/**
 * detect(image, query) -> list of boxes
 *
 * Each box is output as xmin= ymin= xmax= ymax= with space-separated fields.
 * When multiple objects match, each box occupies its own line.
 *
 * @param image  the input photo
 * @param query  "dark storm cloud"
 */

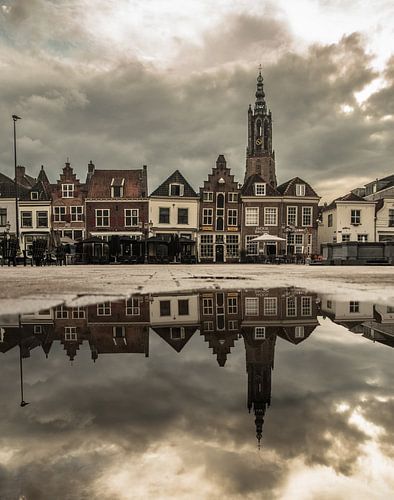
xmin=0 ymin=6 xmax=392 ymax=200
xmin=1 ymin=322 xmax=394 ymax=498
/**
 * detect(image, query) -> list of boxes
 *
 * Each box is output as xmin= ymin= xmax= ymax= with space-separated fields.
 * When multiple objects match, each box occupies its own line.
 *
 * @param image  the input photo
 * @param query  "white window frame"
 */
xmin=358 ymin=234 xmax=368 ymax=242
xmin=351 ymin=209 xmax=361 ymax=225
xmin=95 ymin=209 xmax=110 ymax=228
xmin=169 ymin=183 xmax=184 ymax=197
xmin=202 ymin=297 xmax=214 ymax=315
xmin=302 ymin=207 xmax=313 ymax=227
xmin=254 ymin=183 xmax=266 ymax=196
xmin=204 ymin=320 xmax=214 ymax=331
xmin=264 ymin=297 xmax=277 ymax=316
xmin=72 ymin=307 xmax=85 ymax=319
xmin=245 ymin=207 xmax=259 ymax=226
xmin=228 ymin=320 xmax=238 ymax=330
xmin=200 ymin=235 xmax=214 ymax=258
xmin=296 ymin=184 xmax=306 ymax=196
xmin=70 ymin=206 xmax=83 ymax=222
xmin=228 ymin=192 xmax=238 ymax=203
xmin=227 ymin=209 xmax=238 ymax=226
xmin=126 ymin=297 xmax=141 ymax=316
xmin=286 ymin=296 xmax=296 ymax=317
xmin=111 ymin=178 xmax=125 ymax=198
xmin=97 ymin=302 xmax=111 ymax=316
xmin=203 ymin=191 xmax=213 ymax=202
xmin=245 ymin=235 xmax=258 ymax=255
xmin=54 ymin=206 xmax=67 ymax=222
xmin=349 ymin=301 xmax=360 ymax=313
xmin=264 ymin=207 xmax=277 ymax=226
xmin=124 ymin=208 xmax=139 ymax=227
xmin=227 ymin=296 xmax=238 ymax=315
xmin=245 ymin=297 xmax=259 ymax=316
xmin=226 ymin=234 xmax=239 ymax=258
xmin=30 ymin=191 xmax=39 ymax=200
xmin=62 ymin=184 xmax=74 ymax=198
xmin=254 ymin=327 xmax=266 ymax=340
xmin=202 ymin=208 xmax=213 ymax=226
xmin=301 ymin=296 xmax=312 ymax=316
xmin=64 ymin=326 xmax=77 ymax=341
xmin=287 ymin=206 xmax=297 ymax=226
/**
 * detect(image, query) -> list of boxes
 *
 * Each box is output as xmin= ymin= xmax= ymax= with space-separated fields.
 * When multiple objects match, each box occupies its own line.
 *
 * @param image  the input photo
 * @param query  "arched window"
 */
xmin=216 ymin=217 xmax=224 ymax=231
xmin=264 ymin=122 xmax=269 ymax=150
xmin=256 ymin=120 xmax=262 ymax=137
xmin=217 ymin=193 xmax=224 ymax=208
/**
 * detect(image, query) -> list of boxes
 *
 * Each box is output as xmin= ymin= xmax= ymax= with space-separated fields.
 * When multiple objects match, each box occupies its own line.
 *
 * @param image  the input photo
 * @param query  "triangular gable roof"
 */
xmin=19 ymin=178 xmax=52 ymax=201
xmin=150 ymin=170 xmax=198 ymax=197
xmin=241 ymin=174 xmax=281 ymax=196
xmin=277 ymin=177 xmax=319 ymax=197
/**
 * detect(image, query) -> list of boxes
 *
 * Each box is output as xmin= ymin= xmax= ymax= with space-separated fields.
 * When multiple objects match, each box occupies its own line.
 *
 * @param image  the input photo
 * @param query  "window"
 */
xmin=358 ymin=234 xmax=368 ymax=242
xmin=302 ymin=207 xmax=312 ymax=226
xmin=246 ymin=235 xmax=258 ymax=255
xmin=255 ymin=327 xmax=266 ymax=340
xmin=62 ymin=184 xmax=74 ymax=198
xmin=295 ymin=326 xmax=305 ymax=338
xmin=159 ymin=207 xmax=170 ymax=224
xmin=0 ymin=208 xmax=7 ymax=226
xmin=287 ymin=234 xmax=304 ymax=254
xmin=254 ymin=183 xmax=266 ymax=196
xmin=113 ymin=326 xmax=126 ymax=339
xmin=245 ymin=207 xmax=259 ymax=226
xmin=326 ymin=300 xmax=332 ymax=309
xmin=328 ymin=214 xmax=333 ymax=227
xmin=287 ymin=206 xmax=297 ymax=226
xmin=203 ymin=208 xmax=213 ymax=225
xmin=126 ymin=297 xmax=140 ymax=315
xmin=64 ymin=326 xmax=77 ymax=341
xmin=95 ymin=209 xmax=110 ymax=227
xmin=227 ymin=209 xmax=238 ymax=226
xmin=202 ymin=297 xmax=214 ymax=315
xmin=56 ymin=306 xmax=68 ymax=319
xmin=226 ymin=234 xmax=239 ymax=258
xmin=228 ymin=192 xmax=238 ymax=202
xmin=71 ymin=206 xmax=83 ymax=222
xmin=229 ymin=320 xmax=238 ymax=330
xmin=177 ymin=208 xmax=189 ymax=225
xmin=178 ymin=299 xmax=189 ymax=316
xmin=228 ymin=296 xmax=238 ymax=314
xmin=264 ymin=297 xmax=277 ymax=315
xmin=111 ymin=178 xmax=124 ymax=198
xmin=389 ymin=209 xmax=394 ymax=227
xmin=349 ymin=301 xmax=359 ymax=313
xmin=203 ymin=191 xmax=213 ymax=202
xmin=170 ymin=327 xmax=185 ymax=340
xmin=286 ymin=296 xmax=296 ymax=316
xmin=54 ymin=206 xmax=66 ymax=222
xmin=30 ymin=191 xmax=39 ymax=200
xmin=200 ymin=234 xmax=214 ymax=258
xmin=72 ymin=307 xmax=85 ymax=319
xmin=301 ymin=296 xmax=312 ymax=316
xmin=351 ymin=209 xmax=361 ymax=225
xmin=97 ymin=302 xmax=111 ymax=316
xmin=125 ymin=209 xmax=139 ymax=227
xmin=245 ymin=297 xmax=259 ymax=316
xmin=296 ymin=184 xmax=306 ymax=196
xmin=74 ymin=230 xmax=83 ymax=240
xmin=160 ymin=300 xmax=171 ymax=316
xmin=204 ymin=321 xmax=214 ymax=331
xmin=169 ymin=184 xmax=184 ymax=196
xmin=37 ymin=212 xmax=48 ymax=228
xmin=264 ymin=207 xmax=277 ymax=226
xmin=387 ymin=306 xmax=394 ymax=314
xmin=342 ymin=234 xmax=350 ymax=242
xmin=33 ymin=325 xmax=42 ymax=334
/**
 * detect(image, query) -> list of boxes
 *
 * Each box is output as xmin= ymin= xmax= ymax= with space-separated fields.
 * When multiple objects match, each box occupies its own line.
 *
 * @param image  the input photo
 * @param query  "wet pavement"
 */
xmin=1 ymin=285 xmax=394 ymax=499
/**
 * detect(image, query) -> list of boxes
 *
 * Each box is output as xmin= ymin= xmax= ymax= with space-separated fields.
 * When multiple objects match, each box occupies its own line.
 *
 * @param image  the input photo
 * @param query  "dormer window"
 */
xmin=296 ymin=184 xmax=306 ymax=196
xmin=169 ymin=183 xmax=184 ymax=196
xmin=62 ymin=184 xmax=74 ymax=198
xmin=254 ymin=183 xmax=266 ymax=196
xmin=111 ymin=178 xmax=125 ymax=198
xmin=30 ymin=191 xmax=39 ymax=200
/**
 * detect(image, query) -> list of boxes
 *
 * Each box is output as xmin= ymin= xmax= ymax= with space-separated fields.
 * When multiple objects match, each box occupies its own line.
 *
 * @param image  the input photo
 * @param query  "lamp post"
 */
xmin=12 ymin=115 xmax=21 ymax=245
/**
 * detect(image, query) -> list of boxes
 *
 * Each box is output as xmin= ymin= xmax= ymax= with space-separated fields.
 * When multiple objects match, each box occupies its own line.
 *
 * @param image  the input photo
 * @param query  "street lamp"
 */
xmin=12 ymin=115 xmax=21 ymax=245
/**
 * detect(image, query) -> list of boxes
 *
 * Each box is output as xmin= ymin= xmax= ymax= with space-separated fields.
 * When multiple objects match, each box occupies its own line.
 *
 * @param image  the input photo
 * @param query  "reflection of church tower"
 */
xmin=244 ymin=331 xmax=276 ymax=447
xmin=245 ymin=68 xmax=277 ymax=186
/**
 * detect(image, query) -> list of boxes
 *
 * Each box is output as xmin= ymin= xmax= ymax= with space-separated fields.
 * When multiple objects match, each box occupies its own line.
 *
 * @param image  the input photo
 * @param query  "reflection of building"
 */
xmin=1 ymin=287 xmax=321 ymax=445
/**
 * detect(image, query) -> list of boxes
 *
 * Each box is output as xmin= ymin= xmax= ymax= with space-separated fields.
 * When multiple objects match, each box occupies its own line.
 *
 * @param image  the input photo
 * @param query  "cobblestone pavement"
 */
xmin=0 ymin=264 xmax=393 ymax=316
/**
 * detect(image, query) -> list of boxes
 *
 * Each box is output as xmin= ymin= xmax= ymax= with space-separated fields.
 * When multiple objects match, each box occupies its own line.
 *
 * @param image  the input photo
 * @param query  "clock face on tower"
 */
xmin=256 ymin=137 xmax=263 ymax=146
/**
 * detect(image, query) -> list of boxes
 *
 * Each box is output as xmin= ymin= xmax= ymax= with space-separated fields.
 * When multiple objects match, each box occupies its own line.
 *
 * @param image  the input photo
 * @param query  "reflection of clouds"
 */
xmin=1 ymin=320 xmax=394 ymax=497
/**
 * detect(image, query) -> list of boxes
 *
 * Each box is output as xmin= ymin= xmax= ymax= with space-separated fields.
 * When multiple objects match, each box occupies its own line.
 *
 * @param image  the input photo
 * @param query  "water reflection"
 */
xmin=2 ymin=289 xmax=394 ymax=498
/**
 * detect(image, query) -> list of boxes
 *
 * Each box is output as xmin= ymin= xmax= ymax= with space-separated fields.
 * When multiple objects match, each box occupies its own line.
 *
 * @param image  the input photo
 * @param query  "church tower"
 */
xmin=245 ymin=68 xmax=277 ymax=187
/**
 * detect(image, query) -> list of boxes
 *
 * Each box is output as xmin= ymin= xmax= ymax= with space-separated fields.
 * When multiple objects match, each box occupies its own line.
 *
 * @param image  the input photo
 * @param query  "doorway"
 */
xmin=215 ymin=244 xmax=224 ymax=263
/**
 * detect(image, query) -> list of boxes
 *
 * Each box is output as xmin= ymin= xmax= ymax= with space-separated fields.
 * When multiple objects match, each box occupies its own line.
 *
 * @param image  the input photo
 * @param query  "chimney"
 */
xmin=88 ymin=160 xmax=95 ymax=173
xmin=15 ymin=165 xmax=25 ymax=183
xmin=142 ymin=164 xmax=148 ymax=198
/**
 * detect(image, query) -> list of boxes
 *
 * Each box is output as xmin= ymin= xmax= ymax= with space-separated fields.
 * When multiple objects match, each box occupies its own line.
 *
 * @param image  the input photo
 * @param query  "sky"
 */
xmin=1 ymin=311 xmax=394 ymax=499
xmin=0 ymin=0 xmax=393 ymax=201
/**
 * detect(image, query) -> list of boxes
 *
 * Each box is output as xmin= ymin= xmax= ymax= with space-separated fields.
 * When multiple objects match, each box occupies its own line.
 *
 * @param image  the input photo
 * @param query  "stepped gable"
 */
xmin=241 ymin=174 xmax=281 ymax=196
xmin=150 ymin=169 xmax=198 ymax=197
xmin=87 ymin=168 xmax=148 ymax=198
xmin=277 ymin=177 xmax=318 ymax=197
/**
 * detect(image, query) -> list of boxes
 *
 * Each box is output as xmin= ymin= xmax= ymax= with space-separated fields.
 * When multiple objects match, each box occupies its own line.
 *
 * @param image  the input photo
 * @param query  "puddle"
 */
xmin=1 ymin=286 xmax=394 ymax=498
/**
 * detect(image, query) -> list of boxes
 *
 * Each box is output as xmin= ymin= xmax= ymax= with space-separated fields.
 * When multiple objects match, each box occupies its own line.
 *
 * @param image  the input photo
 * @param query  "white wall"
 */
xmin=149 ymin=198 xmax=199 ymax=234
xmin=150 ymin=294 xmax=199 ymax=325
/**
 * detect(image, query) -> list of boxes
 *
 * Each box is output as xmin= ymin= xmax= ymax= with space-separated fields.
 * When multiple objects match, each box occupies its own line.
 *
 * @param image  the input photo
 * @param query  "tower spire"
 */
xmin=255 ymin=65 xmax=266 ymax=113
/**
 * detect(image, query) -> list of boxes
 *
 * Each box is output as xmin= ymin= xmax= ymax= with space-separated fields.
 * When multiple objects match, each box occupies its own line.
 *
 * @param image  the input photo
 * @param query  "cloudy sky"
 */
xmin=1 ymin=306 xmax=394 ymax=499
xmin=0 ymin=0 xmax=393 ymax=200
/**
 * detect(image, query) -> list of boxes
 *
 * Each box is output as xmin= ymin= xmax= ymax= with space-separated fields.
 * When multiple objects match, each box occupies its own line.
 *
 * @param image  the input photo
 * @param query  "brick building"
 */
xmin=51 ymin=161 xmax=87 ymax=242
xmin=198 ymin=155 xmax=241 ymax=263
